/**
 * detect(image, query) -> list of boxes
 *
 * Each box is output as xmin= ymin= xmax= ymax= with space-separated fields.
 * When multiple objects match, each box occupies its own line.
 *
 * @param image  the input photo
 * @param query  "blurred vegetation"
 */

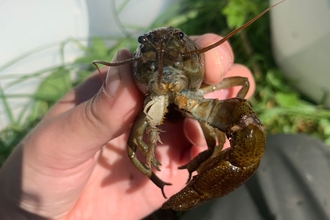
xmin=1 ymin=0 xmax=330 ymax=174
xmin=165 ymin=0 xmax=330 ymax=146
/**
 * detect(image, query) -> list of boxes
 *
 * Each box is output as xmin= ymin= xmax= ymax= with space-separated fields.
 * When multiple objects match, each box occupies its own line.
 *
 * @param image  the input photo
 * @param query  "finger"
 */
xmin=204 ymin=64 xmax=255 ymax=100
xmin=44 ymin=67 xmax=106 ymax=119
xmin=192 ymin=34 xmax=234 ymax=84
xmin=30 ymin=49 xmax=143 ymax=168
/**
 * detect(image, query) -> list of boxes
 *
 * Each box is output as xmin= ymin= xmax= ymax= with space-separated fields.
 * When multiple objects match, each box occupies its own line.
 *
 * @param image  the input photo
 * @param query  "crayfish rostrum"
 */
xmin=93 ymin=1 xmax=284 ymax=211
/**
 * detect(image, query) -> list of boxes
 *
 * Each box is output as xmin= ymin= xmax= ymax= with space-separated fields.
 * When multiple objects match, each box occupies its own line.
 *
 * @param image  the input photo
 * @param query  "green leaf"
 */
xmin=27 ymin=68 xmax=72 ymax=122
xmin=34 ymin=68 xmax=71 ymax=102
xmin=222 ymin=0 xmax=258 ymax=29
xmin=91 ymin=37 xmax=108 ymax=57
xmin=0 ymin=85 xmax=14 ymax=125
xmin=275 ymin=92 xmax=299 ymax=107
xmin=320 ymin=118 xmax=330 ymax=136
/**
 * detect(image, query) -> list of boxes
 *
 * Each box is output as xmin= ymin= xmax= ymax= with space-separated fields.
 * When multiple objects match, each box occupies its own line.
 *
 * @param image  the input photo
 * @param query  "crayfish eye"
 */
xmin=138 ymin=36 xmax=147 ymax=44
xmin=178 ymin=32 xmax=184 ymax=39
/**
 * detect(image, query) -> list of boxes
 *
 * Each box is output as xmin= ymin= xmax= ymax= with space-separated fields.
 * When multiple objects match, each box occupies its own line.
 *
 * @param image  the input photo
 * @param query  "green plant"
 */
xmin=0 ymin=36 xmax=137 ymax=166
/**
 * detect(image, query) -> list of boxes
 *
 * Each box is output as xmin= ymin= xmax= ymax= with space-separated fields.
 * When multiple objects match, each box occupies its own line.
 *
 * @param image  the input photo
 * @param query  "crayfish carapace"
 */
xmin=93 ymin=0 xmax=284 ymax=211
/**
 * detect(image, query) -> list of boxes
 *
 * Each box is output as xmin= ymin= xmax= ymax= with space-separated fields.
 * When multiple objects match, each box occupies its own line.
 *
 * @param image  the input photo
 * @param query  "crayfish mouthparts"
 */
xmin=92 ymin=0 xmax=285 ymax=211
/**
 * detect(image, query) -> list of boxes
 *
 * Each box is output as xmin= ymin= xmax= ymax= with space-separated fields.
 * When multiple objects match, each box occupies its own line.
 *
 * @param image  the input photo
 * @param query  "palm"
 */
xmin=65 ymin=121 xmax=192 ymax=219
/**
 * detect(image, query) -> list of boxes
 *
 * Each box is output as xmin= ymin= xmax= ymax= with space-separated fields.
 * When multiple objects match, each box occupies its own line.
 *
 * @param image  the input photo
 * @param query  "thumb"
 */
xmin=31 ymin=49 xmax=143 ymax=167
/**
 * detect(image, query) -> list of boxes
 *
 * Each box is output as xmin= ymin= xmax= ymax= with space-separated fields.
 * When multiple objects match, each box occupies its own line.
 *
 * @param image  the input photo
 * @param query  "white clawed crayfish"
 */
xmin=93 ymin=1 xmax=284 ymax=211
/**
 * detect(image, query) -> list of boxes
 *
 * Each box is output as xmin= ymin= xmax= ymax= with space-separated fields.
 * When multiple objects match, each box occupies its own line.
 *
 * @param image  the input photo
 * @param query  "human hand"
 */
xmin=0 ymin=34 xmax=254 ymax=220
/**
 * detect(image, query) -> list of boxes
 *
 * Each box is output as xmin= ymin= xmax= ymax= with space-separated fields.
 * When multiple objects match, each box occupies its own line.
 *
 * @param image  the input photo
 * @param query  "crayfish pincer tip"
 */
xmin=160 ymin=182 xmax=172 ymax=199
xmin=161 ymin=188 xmax=168 ymax=199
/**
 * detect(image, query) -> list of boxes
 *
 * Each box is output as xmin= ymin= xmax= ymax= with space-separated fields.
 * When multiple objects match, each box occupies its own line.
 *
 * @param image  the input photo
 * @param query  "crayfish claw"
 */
xmin=178 ymin=148 xmax=215 ymax=184
xmin=150 ymin=172 xmax=172 ymax=199
xmin=186 ymin=173 xmax=192 ymax=184
xmin=177 ymin=164 xmax=187 ymax=169
xmin=161 ymin=185 xmax=169 ymax=199
xmin=178 ymin=164 xmax=193 ymax=184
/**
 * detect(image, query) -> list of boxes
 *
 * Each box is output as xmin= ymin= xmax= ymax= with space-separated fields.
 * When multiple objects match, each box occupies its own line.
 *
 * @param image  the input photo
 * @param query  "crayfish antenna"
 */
xmin=183 ymin=0 xmax=286 ymax=56
xmin=92 ymin=56 xmax=142 ymax=86
xmin=92 ymin=61 xmax=105 ymax=85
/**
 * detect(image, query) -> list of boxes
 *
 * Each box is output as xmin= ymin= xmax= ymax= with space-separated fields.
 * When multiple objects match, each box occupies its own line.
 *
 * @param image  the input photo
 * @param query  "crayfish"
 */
xmin=93 ymin=1 xmax=284 ymax=211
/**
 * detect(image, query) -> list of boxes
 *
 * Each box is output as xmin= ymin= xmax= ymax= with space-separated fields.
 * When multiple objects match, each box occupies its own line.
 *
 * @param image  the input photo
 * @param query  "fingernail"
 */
xmin=105 ymin=51 xmax=122 ymax=97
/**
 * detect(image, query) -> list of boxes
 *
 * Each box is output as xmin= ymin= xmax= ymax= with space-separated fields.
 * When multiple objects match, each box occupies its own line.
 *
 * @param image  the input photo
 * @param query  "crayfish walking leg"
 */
xmin=127 ymin=110 xmax=172 ymax=198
